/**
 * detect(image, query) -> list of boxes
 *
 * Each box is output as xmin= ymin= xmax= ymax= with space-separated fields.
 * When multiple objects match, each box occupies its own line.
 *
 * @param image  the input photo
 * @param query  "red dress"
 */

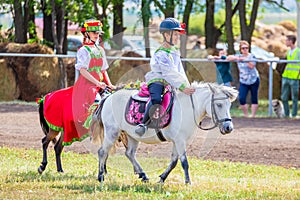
xmin=43 ymin=45 xmax=106 ymax=146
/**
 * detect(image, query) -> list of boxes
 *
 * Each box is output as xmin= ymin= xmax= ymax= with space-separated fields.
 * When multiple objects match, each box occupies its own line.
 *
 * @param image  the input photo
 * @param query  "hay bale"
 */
xmin=278 ymin=21 xmax=297 ymax=32
xmin=120 ymin=51 xmax=149 ymax=68
xmin=64 ymin=58 xmax=76 ymax=86
xmin=267 ymin=41 xmax=288 ymax=58
xmin=5 ymin=43 xmax=60 ymax=101
xmin=0 ymin=42 xmax=8 ymax=52
xmin=252 ymin=38 xmax=268 ymax=51
xmin=28 ymin=56 xmax=60 ymax=95
xmin=108 ymin=51 xmax=150 ymax=84
xmin=256 ymin=63 xmax=281 ymax=99
xmin=0 ymin=59 xmax=20 ymax=100
xmin=184 ymin=49 xmax=207 ymax=82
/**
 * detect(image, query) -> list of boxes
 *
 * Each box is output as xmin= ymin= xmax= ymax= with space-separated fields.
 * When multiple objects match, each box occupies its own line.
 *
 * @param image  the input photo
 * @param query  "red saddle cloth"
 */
xmin=43 ymin=74 xmax=100 ymax=146
xmin=125 ymin=85 xmax=174 ymax=129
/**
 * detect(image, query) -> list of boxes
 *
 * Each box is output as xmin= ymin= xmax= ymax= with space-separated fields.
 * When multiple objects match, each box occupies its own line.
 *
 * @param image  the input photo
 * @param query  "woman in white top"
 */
xmin=227 ymin=40 xmax=260 ymax=118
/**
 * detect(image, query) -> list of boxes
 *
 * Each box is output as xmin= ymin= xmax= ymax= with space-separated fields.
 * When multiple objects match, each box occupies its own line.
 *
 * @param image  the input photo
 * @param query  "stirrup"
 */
xmin=135 ymin=124 xmax=147 ymax=136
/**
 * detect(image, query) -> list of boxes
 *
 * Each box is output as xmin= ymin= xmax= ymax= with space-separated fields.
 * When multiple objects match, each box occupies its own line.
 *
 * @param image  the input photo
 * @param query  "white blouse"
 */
xmin=75 ymin=45 xmax=109 ymax=71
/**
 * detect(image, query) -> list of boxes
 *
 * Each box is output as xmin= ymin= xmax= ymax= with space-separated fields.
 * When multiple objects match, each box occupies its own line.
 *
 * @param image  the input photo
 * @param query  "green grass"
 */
xmin=0 ymin=147 xmax=299 ymax=199
xmin=230 ymin=99 xmax=300 ymax=118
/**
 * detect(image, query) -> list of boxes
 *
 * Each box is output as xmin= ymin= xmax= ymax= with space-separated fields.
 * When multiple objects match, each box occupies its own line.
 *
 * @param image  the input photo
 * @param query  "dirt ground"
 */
xmin=0 ymin=103 xmax=299 ymax=169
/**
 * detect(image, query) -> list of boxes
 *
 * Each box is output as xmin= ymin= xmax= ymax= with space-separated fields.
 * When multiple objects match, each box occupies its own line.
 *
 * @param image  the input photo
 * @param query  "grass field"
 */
xmin=0 ymin=147 xmax=300 ymax=199
xmin=1 ymin=100 xmax=300 ymax=199
xmin=0 ymin=147 xmax=299 ymax=199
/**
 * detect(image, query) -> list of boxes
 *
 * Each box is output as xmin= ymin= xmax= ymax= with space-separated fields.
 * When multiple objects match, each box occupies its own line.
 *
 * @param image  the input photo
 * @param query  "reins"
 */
xmin=190 ymin=91 xmax=231 ymax=130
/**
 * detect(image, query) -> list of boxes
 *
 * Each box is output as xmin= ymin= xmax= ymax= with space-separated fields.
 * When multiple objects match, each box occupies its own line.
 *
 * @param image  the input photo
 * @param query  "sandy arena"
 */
xmin=0 ymin=103 xmax=299 ymax=169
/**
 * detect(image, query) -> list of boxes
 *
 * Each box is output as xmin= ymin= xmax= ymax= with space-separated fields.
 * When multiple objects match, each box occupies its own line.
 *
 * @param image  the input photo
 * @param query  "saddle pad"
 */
xmin=125 ymin=92 xmax=173 ymax=129
xmin=131 ymin=93 xmax=149 ymax=102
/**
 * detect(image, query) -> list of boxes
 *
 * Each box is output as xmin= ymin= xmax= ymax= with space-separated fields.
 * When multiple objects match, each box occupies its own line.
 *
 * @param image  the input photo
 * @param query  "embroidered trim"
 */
xmin=62 ymin=133 xmax=90 ymax=146
xmin=147 ymin=78 xmax=168 ymax=86
xmin=155 ymin=46 xmax=179 ymax=54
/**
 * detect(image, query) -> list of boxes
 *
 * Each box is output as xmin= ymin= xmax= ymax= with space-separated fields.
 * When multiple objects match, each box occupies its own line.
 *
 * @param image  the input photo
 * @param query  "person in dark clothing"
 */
xmin=208 ymin=49 xmax=233 ymax=86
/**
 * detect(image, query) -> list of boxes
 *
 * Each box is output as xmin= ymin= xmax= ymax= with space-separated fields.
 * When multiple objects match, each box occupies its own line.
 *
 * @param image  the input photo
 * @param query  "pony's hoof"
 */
xmin=157 ymin=178 xmax=164 ymax=184
xmin=38 ymin=166 xmax=44 ymax=174
xmin=141 ymin=177 xmax=149 ymax=182
xmin=138 ymin=172 xmax=149 ymax=182
xmin=98 ymin=175 xmax=105 ymax=182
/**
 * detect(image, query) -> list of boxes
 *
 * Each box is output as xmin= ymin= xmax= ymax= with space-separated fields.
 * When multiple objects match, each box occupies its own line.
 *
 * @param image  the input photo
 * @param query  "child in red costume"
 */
xmin=43 ymin=19 xmax=114 ymax=146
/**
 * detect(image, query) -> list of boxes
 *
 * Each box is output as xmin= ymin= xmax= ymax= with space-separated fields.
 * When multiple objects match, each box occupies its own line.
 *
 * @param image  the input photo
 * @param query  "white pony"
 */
xmin=91 ymin=82 xmax=238 ymax=184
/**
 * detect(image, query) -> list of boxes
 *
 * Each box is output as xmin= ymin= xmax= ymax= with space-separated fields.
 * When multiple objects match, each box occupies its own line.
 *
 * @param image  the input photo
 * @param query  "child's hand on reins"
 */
xmin=182 ymin=87 xmax=195 ymax=95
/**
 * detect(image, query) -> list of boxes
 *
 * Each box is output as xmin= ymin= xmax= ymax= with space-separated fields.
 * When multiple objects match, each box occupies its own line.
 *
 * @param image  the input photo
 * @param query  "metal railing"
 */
xmin=0 ymin=52 xmax=299 ymax=117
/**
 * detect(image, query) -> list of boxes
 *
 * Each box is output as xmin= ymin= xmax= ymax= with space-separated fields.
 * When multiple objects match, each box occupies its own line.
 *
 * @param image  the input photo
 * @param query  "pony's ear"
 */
xmin=223 ymin=87 xmax=239 ymax=102
xmin=207 ymin=83 xmax=216 ymax=94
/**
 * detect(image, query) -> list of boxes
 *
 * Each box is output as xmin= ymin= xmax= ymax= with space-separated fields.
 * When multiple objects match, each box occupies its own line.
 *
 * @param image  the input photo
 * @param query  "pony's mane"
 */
xmin=191 ymin=81 xmax=238 ymax=102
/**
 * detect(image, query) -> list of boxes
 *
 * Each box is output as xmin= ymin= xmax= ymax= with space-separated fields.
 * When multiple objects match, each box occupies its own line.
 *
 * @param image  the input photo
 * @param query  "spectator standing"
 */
xmin=208 ymin=49 xmax=233 ymax=86
xmin=281 ymin=35 xmax=300 ymax=118
xmin=227 ymin=40 xmax=260 ymax=117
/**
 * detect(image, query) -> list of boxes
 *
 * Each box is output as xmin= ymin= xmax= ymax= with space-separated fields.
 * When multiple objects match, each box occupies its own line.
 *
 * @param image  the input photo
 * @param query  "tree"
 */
xmin=13 ymin=0 xmax=35 ymax=43
xmin=142 ymin=0 xmax=151 ymax=57
xmin=153 ymin=0 xmax=176 ymax=18
xmin=93 ymin=0 xmax=111 ymax=40
xmin=238 ymin=0 xmax=259 ymax=45
xmin=205 ymin=0 xmax=219 ymax=49
xmin=112 ymin=0 xmax=125 ymax=50
xmin=51 ymin=0 xmax=67 ymax=88
xmin=180 ymin=0 xmax=194 ymax=58
xmin=41 ymin=0 xmax=54 ymax=48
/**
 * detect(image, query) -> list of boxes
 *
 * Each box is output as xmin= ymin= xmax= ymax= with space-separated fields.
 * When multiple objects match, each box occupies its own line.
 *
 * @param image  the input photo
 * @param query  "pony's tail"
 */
xmin=37 ymin=99 xmax=49 ymax=135
xmin=90 ymin=115 xmax=104 ymax=146
xmin=90 ymin=110 xmax=120 ymax=154
xmin=37 ymin=98 xmax=57 ymax=144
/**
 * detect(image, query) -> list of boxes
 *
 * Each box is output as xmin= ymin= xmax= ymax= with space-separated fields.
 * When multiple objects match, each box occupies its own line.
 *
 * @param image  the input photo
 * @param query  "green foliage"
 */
xmin=189 ymin=9 xmax=241 ymax=42
xmin=0 ymin=146 xmax=299 ymax=199
xmin=188 ymin=14 xmax=205 ymax=36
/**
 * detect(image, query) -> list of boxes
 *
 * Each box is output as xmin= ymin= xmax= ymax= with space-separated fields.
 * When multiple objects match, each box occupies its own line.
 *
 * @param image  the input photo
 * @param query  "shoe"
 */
xmin=135 ymin=124 xmax=147 ymax=135
xmin=291 ymin=115 xmax=300 ymax=119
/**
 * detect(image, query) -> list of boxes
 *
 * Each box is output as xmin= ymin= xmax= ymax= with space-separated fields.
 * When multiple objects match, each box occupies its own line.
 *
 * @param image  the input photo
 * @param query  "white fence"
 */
xmin=0 ymin=52 xmax=299 ymax=116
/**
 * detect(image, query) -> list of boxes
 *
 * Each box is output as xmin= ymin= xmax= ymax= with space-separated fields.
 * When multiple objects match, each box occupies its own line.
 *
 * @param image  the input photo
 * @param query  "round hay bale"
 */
xmin=5 ymin=43 xmax=60 ymax=101
xmin=0 ymin=42 xmax=8 ymax=52
xmin=108 ymin=56 xmax=150 ymax=84
xmin=185 ymin=61 xmax=204 ymax=82
xmin=278 ymin=21 xmax=297 ymax=32
xmin=28 ymin=56 xmax=59 ymax=95
xmin=108 ymin=51 xmax=150 ymax=84
xmin=0 ymin=59 xmax=20 ymax=100
xmin=256 ymin=63 xmax=281 ymax=99
xmin=252 ymin=38 xmax=268 ymax=51
xmin=120 ymin=51 xmax=149 ymax=68
xmin=64 ymin=58 xmax=76 ymax=86
xmin=267 ymin=41 xmax=288 ymax=58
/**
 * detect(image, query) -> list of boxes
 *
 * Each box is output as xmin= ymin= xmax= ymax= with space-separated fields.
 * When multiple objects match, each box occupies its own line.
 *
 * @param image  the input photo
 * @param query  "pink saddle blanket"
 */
xmin=125 ymin=85 xmax=174 ymax=129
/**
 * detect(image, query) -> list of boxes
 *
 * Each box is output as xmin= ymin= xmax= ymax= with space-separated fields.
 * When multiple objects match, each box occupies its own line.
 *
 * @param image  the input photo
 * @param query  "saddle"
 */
xmin=125 ymin=84 xmax=174 ymax=129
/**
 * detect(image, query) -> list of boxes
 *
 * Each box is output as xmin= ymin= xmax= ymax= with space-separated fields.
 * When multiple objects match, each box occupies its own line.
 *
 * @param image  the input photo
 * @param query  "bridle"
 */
xmin=190 ymin=92 xmax=232 ymax=130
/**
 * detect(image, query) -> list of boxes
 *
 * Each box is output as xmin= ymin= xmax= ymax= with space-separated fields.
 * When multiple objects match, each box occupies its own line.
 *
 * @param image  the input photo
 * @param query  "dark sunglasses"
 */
xmin=241 ymin=47 xmax=249 ymax=50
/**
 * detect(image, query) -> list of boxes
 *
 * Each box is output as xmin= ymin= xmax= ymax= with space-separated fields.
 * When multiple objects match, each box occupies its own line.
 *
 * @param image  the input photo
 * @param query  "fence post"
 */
xmin=268 ymin=62 xmax=273 ymax=116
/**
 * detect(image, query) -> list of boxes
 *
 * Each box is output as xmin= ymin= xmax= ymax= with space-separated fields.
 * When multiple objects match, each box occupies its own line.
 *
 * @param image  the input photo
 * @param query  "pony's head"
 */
xmin=191 ymin=82 xmax=238 ymax=134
